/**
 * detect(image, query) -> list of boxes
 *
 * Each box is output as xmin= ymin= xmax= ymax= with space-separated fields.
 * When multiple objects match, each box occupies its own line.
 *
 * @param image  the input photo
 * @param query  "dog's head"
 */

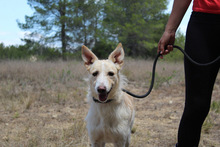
xmin=82 ymin=43 xmax=124 ymax=103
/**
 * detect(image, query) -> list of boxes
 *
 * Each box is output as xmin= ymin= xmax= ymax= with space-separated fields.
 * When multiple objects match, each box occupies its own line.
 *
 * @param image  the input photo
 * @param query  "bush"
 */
xmin=92 ymin=41 xmax=115 ymax=59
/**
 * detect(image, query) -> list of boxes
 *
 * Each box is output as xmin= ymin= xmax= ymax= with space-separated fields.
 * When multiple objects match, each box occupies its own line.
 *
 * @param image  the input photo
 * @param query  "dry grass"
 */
xmin=0 ymin=60 xmax=219 ymax=147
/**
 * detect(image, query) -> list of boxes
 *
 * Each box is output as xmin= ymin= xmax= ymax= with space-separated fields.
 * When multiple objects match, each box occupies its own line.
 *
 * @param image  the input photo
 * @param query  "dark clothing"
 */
xmin=178 ymin=12 xmax=220 ymax=147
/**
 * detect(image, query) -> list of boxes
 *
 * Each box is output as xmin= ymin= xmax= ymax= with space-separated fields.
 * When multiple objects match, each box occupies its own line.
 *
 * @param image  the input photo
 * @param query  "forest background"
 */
xmin=0 ymin=0 xmax=185 ymax=61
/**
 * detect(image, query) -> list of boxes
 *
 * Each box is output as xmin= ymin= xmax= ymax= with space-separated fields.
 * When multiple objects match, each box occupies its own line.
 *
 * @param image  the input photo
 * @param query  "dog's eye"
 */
xmin=92 ymin=71 xmax=98 ymax=77
xmin=108 ymin=72 xmax=114 ymax=76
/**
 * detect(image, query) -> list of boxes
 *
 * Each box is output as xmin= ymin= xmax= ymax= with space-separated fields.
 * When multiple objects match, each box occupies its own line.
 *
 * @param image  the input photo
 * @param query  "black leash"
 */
xmin=122 ymin=45 xmax=220 ymax=98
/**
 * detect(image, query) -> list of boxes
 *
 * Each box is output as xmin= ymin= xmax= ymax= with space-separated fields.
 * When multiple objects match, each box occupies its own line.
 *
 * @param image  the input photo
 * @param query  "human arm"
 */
xmin=158 ymin=0 xmax=192 ymax=58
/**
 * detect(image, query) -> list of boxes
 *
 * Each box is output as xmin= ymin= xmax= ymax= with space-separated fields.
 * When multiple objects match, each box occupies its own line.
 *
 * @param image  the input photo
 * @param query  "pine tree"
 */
xmin=103 ymin=0 xmax=169 ymax=57
xmin=17 ymin=0 xmax=76 ymax=60
xmin=71 ymin=0 xmax=104 ymax=48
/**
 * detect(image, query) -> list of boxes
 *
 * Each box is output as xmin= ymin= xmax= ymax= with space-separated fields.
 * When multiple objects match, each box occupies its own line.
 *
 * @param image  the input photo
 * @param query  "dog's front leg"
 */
xmin=91 ymin=142 xmax=105 ymax=147
xmin=114 ymin=141 xmax=127 ymax=147
xmin=114 ymin=136 xmax=131 ymax=147
xmin=125 ymin=134 xmax=131 ymax=147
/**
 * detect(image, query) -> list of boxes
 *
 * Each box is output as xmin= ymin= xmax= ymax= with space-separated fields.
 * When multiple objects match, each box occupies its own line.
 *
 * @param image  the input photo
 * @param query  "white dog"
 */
xmin=82 ymin=43 xmax=135 ymax=147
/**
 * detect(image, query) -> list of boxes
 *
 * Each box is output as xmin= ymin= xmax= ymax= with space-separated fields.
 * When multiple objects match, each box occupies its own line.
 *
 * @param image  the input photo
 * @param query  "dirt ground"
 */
xmin=0 ymin=60 xmax=219 ymax=147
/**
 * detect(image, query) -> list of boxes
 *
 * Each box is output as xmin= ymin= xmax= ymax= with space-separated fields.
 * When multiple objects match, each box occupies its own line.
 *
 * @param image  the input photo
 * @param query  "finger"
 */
xmin=163 ymin=50 xmax=170 ymax=55
xmin=158 ymin=45 xmax=164 ymax=59
xmin=158 ymin=42 xmax=164 ymax=55
xmin=163 ymin=45 xmax=173 ymax=54
xmin=158 ymin=43 xmax=163 ymax=59
xmin=165 ymin=50 xmax=169 ymax=54
xmin=160 ymin=43 xmax=166 ymax=55
xmin=167 ymin=45 xmax=173 ymax=52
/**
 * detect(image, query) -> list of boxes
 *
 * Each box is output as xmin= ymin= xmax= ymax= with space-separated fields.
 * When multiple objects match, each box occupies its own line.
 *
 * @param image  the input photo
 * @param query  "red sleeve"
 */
xmin=193 ymin=0 xmax=220 ymax=14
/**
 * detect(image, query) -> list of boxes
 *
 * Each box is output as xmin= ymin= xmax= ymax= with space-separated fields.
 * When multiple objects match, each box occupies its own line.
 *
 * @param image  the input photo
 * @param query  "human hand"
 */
xmin=158 ymin=31 xmax=175 ymax=59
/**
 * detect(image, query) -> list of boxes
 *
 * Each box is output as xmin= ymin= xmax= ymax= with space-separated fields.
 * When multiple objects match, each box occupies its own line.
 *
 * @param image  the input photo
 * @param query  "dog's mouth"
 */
xmin=97 ymin=86 xmax=112 ymax=103
xmin=98 ymin=93 xmax=108 ymax=102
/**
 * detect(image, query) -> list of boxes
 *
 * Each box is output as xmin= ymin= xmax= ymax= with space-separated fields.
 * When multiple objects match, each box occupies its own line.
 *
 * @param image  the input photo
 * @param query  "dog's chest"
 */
xmin=94 ymin=104 xmax=131 ymax=129
xmin=97 ymin=106 xmax=129 ymax=140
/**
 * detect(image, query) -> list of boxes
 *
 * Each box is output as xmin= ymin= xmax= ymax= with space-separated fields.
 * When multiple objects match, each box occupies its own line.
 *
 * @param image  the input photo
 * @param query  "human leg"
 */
xmin=177 ymin=12 xmax=220 ymax=147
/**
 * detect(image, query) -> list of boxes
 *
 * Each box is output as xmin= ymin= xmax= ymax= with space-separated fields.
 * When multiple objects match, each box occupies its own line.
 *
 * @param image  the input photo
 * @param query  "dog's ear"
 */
xmin=108 ymin=43 xmax=124 ymax=69
xmin=82 ymin=45 xmax=98 ymax=69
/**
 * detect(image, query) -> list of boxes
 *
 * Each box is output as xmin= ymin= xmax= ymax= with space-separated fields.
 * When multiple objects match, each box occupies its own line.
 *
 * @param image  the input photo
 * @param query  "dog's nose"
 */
xmin=97 ymin=86 xmax=106 ymax=93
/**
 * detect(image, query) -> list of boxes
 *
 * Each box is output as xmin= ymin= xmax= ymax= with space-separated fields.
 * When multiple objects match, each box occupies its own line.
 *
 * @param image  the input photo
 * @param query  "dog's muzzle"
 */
xmin=95 ymin=85 xmax=113 ymax=103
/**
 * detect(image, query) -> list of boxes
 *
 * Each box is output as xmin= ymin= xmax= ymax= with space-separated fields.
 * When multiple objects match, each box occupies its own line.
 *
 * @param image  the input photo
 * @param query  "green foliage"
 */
xmin=17 ymin=0 xmax=78 ymax=60
xmin=72 ymin=0 xmax=104 ymax=48
xmin=154 ymin=70 xmax=176 ymax=88
xmin=17 ymin=0 xmax=103 ymax=60
xmin=0 ymin=42 xmax=62 ymax=61
xmin=92 ymin=41 xmax=115 ymax=59
xmin=211 ymin=100 xmax=220 ymax=113
xmin=202 ymin=116 xmax=214 ymax=134
xmin=103 ymin=0 xmax=169 ymax=58
xmin=21 ymin=39 xmax=62 ymax=60
xmin=0 ymin=43 xmax=30 ymax=60
xmin=202 ymin=100 xmax=220 ymax=134
xmin=12 ymin=0 xmax=177 ymax=60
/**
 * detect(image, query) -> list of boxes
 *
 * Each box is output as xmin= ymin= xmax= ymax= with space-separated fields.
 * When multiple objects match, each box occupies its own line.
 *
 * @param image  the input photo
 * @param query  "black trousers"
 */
xmin=177 ymin=12 xmax=220 ymax=147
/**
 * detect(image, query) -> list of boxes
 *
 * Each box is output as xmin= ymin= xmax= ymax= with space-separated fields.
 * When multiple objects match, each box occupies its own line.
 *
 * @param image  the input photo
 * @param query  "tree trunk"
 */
xmin=61 ymin=23 xmax=67 ymax=60
xmin=59 ymin=0 xmax=67 ymax=60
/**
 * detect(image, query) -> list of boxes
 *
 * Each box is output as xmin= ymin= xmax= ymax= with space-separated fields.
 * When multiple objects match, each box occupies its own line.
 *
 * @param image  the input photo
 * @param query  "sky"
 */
xmin=0 ymin=0 xmax=193 ymax=46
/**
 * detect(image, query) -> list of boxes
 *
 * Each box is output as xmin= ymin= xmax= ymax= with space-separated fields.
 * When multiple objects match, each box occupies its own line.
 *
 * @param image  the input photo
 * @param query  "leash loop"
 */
xmin=122 ymin=45 xmax=220 ymax=98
